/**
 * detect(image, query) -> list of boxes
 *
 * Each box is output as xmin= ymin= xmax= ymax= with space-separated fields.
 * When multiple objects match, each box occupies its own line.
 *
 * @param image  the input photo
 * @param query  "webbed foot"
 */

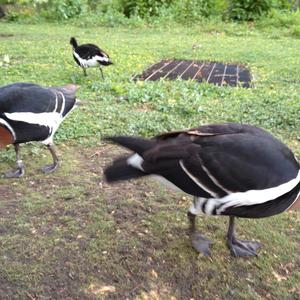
xmin=190 ymin=232 xmax=213 ymax=256
xmin=40 ymin=162 xmax=58 ymax=174
xmin=227 ymin=236 xmax=261 ymax=257
xmin=4 ymin=160 xmax=25 ymax=178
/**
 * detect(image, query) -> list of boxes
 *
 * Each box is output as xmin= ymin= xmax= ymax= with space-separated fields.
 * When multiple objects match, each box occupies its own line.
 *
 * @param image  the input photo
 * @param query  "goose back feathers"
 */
xmin=0 ymin=82 xmax=78 ymax=146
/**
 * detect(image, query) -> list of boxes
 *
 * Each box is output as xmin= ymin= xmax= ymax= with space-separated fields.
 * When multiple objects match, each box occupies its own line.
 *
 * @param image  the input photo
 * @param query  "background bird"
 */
xmin=104 ymin=122 xmax=300 ymax=257
xmin=0 ymin=82 xmax=79 ymax=177
xmin=70 ymin=37 xmax=112 ymax=79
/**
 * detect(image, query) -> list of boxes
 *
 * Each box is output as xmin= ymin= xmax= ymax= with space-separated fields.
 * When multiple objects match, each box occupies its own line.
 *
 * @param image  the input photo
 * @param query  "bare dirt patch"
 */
xmin=0 ymin=143 xmax=185 ymax=299
xmin=0 ymin=143 xmax=299 ymax=299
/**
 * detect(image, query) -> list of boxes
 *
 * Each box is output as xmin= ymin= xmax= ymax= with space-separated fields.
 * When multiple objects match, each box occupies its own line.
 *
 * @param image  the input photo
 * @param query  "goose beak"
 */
xmin=63 ymin=84 xmax=80 ymax=92
xmin=75 ymin=99 xmax=86 ymax=106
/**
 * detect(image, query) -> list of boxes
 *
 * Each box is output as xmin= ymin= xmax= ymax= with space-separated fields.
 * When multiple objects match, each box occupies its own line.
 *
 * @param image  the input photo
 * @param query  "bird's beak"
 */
xmin=75 ymin=99 xmax=86 ymax=106
xmin=63 ymin=84 xmax=80 ymax=92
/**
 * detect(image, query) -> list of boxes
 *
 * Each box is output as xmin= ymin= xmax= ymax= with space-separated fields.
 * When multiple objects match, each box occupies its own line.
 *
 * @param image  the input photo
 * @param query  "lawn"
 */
xmin=0 ymin=21 xmax=299 ymax=299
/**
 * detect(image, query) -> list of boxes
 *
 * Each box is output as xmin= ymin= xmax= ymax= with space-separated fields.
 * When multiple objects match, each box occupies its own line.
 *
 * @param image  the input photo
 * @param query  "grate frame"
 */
xmin=132 ymin=60 xmax=252 ymax=88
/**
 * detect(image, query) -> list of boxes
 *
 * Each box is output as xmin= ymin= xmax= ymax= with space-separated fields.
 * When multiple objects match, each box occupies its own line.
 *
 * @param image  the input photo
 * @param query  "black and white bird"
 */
xmin=70 ymin=37 xmax=112 ymax=79
xmin=104 ymin=122 xmax=300 ymax=257
xmin=0 ymin=82 xmax=79 ymax=177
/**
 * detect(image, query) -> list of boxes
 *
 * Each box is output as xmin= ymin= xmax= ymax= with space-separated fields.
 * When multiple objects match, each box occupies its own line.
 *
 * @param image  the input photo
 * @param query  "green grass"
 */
xmin=0 ymin=21 xmax=299 ymax=299
xmin=0 ymin=22 xmax=299 ymax=144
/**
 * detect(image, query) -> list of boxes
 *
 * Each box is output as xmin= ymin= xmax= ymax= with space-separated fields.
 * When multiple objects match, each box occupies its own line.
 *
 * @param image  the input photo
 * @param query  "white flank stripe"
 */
xmin=4 ymin=112 xmax=61 ymax=128
xmin=179 ymin=160 xmax=219 ymax=198
xmin=204 ymin=199 xmax=216 ymax=215
xmin=73 ymin=51 xmax=109 ymax=68
xmin=189 ymin=197 xmax=206 ymax=215
xmin=213 ymin=170 xmax=300 ymax=214
xmin=127 ymin=153 xmax=144 ymax=171
xmin=0 ymin=118 xmax=16 ymax=140
xmin=95 ymin=55 xmax=109 ymax=62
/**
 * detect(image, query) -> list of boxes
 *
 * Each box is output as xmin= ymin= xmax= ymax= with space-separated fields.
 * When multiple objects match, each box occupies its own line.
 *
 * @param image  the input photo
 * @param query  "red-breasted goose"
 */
xmin=70 ymin=37 xmax=112 ymax=79
xmin=104 ymin=122 xmax=300 ymax=257
xmin=0 ymin=82 xmax=79 ymax=177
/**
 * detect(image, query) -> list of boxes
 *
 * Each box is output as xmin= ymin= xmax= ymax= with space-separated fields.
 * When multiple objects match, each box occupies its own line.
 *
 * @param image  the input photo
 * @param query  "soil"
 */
xmin=0 ymin=143 xmax=299 ymax=299
xmin=0 ymin=143 xmax=195 ymax=299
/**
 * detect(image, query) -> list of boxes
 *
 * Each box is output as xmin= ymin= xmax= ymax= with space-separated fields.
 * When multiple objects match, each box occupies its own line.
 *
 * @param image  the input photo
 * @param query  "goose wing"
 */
xmin=0 ymin=83 xmax=78 ymax=143
xmin=0 ymin=83 xmax=54 ymax=114
xmin=139 ymin=123 xmax=299 ymax=196
xmin=0 ymin=83 xmax=78 ymax=115
xmin=76 ymin=44 xmax=109 ymax=60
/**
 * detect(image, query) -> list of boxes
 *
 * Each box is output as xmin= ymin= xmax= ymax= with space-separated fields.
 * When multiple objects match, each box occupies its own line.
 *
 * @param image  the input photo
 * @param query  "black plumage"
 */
xmin=70 ymin=37 xmax=112 ymax=79
xmin=0 ymin=82 xmax=79 ymax=177
xmin=104 ymin=122 xmax=300 ymax=257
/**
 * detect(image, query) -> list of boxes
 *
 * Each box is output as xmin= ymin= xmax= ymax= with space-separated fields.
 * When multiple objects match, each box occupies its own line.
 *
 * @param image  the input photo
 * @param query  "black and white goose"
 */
xmin=104 ymin=122 xmax=300 ymax=257
xmin=0 ymin=82 xmax=79 ymax=177
xmin=70 ymin=37 xmax=112 ymax=79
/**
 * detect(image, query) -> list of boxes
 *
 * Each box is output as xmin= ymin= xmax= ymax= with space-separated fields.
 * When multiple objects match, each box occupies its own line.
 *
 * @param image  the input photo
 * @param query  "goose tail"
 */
xmin=103 ymin=135 xmax=155 ymax=182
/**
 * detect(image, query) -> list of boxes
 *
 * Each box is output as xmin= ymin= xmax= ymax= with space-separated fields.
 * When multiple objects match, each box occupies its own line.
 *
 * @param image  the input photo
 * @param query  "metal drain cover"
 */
xmin=132 ymin=60 xmax=252 ymax=88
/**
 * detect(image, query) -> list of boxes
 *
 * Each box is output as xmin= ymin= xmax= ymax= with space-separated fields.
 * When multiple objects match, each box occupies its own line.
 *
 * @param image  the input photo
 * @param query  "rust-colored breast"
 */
xmin=0 ymin=125 xmax=14 ymax=148
xmin=288 ymin=194 xmax=300 ymax=210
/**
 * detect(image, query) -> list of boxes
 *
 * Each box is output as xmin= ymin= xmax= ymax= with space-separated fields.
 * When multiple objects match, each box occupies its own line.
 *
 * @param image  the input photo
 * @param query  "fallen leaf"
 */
xmin=272 ymin=271 xmax=287 ymax=282
xmin=151 ymin=269 xmax=158 ymax=279
xmin=88 ymin=284 xmax=116 ymax=295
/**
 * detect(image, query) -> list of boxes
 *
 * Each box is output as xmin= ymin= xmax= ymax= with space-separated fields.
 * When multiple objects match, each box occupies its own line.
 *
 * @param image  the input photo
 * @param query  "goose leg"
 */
xmin=99 ymin=67 xmax=104 ymax=80
xmin=188 ymin=197 xmax=212 ymax=256
xmin=226 ymin=216 xmax=261 ymax=257
xmin=82 ymin=68 xmax=87 ymax=76
xmin=40 ymin=144 xmax=59 ymax=174
xmin=5 ymin=144 xmax=25 ymax=178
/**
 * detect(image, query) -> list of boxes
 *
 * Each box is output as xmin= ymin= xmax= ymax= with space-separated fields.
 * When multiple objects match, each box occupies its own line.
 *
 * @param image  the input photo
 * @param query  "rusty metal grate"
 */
xmin=132 ymin=60 xmax=252 ymax=88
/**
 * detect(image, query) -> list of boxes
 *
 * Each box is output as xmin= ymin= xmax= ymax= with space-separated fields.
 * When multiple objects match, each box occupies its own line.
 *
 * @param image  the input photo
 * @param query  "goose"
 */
xmin=104 ymin=122 xmax=300 ymax=257
xmin=70 ymin=37 xmax=112 ymax=79
xmin=0 ymin=82 xmax=79 ymax=177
